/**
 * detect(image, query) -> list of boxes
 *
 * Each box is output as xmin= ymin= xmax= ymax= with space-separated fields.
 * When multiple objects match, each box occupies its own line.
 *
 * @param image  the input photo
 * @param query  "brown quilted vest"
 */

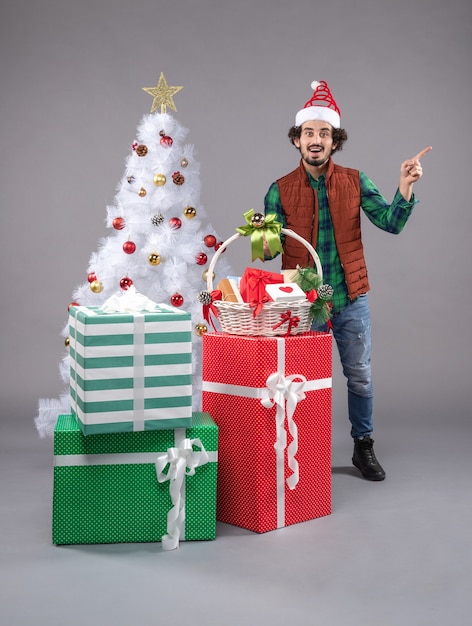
xmin=276 ymin=159 xmax=370 ymax=301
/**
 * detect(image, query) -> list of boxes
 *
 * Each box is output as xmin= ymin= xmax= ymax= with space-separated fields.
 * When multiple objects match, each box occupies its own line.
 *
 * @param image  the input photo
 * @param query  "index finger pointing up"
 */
xmin=414 ymin=146 xmax=432 ymax=160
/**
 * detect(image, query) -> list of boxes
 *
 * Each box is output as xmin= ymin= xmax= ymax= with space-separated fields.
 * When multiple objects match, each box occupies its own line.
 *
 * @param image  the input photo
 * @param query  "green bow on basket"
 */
xmin=236 ymin=210 xmax=284 ymax=261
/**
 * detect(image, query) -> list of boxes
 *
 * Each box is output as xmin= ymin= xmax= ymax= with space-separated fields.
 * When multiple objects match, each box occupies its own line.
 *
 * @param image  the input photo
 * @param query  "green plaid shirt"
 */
xmin=264 ymin=168 xmax=417 ymax=314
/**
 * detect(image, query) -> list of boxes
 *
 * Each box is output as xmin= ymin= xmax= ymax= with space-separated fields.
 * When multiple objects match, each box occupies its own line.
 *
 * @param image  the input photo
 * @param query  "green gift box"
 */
xmin=52 ymin=413 xmax=218 ymax=548
xmin=69 ymin=303 xmax=193 ymax=435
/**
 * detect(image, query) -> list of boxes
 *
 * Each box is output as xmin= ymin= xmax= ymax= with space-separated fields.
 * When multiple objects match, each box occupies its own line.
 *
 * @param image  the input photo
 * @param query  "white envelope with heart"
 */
xmin=265 ymin=282 xmax=307 ymax=302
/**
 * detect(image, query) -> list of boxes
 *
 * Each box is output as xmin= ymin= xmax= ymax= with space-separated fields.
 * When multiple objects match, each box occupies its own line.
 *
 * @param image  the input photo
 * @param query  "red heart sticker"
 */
xmin=280 ymin=286 xmax=293 ymax=293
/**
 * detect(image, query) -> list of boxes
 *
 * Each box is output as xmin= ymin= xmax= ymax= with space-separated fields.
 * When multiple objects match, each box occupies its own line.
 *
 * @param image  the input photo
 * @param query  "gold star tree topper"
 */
xmin=142 ymin=72 xmax=184 ymax=113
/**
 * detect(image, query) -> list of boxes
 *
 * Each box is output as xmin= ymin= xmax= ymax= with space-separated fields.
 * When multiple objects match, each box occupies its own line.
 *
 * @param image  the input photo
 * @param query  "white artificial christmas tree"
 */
xmin=35 ymin=73 xmax=232 ymax=437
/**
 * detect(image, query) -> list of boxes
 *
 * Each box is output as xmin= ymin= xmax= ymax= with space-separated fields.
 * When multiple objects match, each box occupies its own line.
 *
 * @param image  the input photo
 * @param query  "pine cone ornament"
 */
xmin=151 ymin=213 xmax=164 ymax=226
xmin=136 ymin=144 xmax=148 ymax=157
xmin=172 ymin=171 xmax=185 ymax=185
xmin=198 ymin=291 xmax=213 ymax=305
xmin=318 ymin=284 xmax=334 ymax=300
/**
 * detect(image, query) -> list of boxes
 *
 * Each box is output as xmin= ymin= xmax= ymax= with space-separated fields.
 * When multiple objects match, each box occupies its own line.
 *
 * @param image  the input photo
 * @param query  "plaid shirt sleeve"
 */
xmin=263 ymin=182 xmax=285 ymax=258
xmin=360 ymin=171 xmax=417 ymax=234
xmin=264 ymin=182 xmax=286 ymax=227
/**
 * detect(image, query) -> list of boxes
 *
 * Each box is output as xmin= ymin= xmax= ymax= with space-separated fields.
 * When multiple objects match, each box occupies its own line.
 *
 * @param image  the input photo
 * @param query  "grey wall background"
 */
xmin=1 ymin=0 xmax=470 ymax=436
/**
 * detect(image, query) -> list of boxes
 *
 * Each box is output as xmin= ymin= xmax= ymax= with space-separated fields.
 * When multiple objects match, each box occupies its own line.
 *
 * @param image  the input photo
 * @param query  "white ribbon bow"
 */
xmin=261 ymin=372 xmax=307 ymax=490
xmin=155 ymin=438 xmax=209 ymax=551
xmin=100 ymin=285 xmax=157 ymax=313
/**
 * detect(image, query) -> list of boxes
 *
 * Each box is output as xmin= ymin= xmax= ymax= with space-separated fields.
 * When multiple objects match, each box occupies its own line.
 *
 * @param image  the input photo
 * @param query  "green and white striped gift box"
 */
xmin=69 ymin=304 xmax=193 ymax=435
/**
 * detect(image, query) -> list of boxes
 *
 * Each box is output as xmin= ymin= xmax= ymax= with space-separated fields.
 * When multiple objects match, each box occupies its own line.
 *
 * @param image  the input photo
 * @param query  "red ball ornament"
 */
xmin=123 ymin=241 xmax=136 ymax=254
xmin=215 ymin=241 xmax=226 ymax=252
xmin=68 ymin=302 xmax=80 ymax=311
xmin=113 ymin=217 xmax=125 ymax=230
xmin=195 ymin=252 xmax=208 ymax=266
xmin=170 ymin=293 xmax=184 ymax=307
xmin=120 ymin=277 xmax=133 ymax=290
xmin=204 ymin=234 xmax=217 ymax=248
xmin=87 ymin=272 xmax=96 ymax=283
xmin=169 ymin=217 xmax=182 ymax=230
xmin=160 ymin=135 xmax=173 ymax=147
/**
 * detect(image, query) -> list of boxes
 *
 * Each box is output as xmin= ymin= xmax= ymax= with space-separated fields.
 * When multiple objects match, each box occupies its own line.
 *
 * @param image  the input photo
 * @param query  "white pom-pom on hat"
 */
xmin=295 ymin=80 xmax=341 ymax=128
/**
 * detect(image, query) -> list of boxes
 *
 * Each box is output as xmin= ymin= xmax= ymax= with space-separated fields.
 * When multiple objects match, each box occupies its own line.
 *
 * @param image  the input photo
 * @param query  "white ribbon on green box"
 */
xmin=156 ymin=435 xmax=211 ymax=551
xmin=202 ymin=337 xmax=331 ymax=529
xmin=69 ymin=294 xmax=193 ymax=435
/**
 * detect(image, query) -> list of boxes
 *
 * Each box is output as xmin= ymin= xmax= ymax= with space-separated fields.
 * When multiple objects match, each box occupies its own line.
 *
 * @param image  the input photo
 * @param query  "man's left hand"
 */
xmin=401 ymin=146 xmax=432 ymax=183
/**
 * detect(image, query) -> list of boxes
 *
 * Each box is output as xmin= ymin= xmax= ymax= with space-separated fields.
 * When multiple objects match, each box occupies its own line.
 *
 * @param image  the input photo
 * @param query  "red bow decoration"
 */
xmin=306 ymin=289 xmax=318 ymax=303
xmin=202 ymin=290 xmax=222 ymax=331
xmin=250 ymin=294 xmax=272 ymax=318
xmin=272 ymin=310 xmax=300 ymax=336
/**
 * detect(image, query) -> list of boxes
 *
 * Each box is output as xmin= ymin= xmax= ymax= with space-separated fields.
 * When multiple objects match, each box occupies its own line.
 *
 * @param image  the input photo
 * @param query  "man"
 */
xmin=264 ymin=80 xmax=431 ymax=481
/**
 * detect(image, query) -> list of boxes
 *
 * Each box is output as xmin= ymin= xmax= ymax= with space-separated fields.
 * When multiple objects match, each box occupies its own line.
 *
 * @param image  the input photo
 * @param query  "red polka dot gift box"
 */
xmin=202 ymin=331 xmax=332 ymax=533
xmin=52 ymin=412 xmax=217 ymax=549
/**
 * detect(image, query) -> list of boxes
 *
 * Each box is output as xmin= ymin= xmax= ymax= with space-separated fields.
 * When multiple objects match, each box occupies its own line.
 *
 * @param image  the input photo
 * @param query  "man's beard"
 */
xmin=300 ymin=147 xmax=330 ymax=168
xmin=303 ymin=154 xmax=328 ymax=167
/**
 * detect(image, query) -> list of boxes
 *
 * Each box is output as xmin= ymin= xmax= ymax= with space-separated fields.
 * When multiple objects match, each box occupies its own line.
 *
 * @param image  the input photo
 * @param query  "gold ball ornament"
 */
xmin=148 ymin=253 xmax=161 ymax=266
xmin=90 ymin=280 xmax=104 ymax=293
xmin=64 ymin=336 xmax=70 ymax=347
xmin=202 ymin=269 xmax=215 ymax=282
xmin=194 ymin=323 xmax=208 ymax=337
xmin=153 ymin=173 xmax=166 ymax=186
xmin=181 ymin=157 xmax=188 ymax=168
xmin=138 ymin=187 xmax=147 ymax=197
xmin=183 ymin=206 xmax=197 ymax=219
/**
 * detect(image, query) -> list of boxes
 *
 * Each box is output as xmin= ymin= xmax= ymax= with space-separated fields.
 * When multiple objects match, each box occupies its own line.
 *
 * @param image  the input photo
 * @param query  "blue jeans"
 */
xmin=312 ymin=294 xmax=373 ymax=439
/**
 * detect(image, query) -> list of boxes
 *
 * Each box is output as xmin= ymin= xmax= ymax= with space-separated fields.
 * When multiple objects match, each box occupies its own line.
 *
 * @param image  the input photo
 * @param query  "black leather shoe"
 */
xmin=352 ymin=437 xmax=386 ymax=481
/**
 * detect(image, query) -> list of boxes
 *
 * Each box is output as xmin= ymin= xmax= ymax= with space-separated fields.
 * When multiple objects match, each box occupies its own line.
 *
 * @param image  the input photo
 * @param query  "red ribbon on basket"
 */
xmin=272 ymin=310 xmax=300 ymax=336
xmin=202 ymin=290 xmax=222 ymax=331
xmin=250 ymin=294 xmax=273 ymax=318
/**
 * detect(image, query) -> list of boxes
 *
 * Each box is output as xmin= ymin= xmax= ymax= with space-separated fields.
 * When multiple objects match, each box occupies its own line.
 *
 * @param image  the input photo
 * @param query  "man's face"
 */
xmin=294 ymin=120 xmax=337 ymax=168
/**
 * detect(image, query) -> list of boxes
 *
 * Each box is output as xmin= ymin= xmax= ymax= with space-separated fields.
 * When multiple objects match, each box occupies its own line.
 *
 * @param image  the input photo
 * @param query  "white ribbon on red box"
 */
xmin=202 ymin=337 xmax=332 ymax=528
xmin=261 ymin=371 xmax=305 ymax=491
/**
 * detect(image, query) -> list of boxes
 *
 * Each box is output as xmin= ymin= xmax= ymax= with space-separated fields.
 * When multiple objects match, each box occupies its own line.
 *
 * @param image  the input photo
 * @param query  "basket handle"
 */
xmin=206 ymin=228 xmax=323 ymax=291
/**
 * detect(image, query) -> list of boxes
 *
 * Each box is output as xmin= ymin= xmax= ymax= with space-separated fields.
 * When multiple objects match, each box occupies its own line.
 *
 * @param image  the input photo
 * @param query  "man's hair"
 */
xmin=288 ymin=125 xmax=348 ymax=154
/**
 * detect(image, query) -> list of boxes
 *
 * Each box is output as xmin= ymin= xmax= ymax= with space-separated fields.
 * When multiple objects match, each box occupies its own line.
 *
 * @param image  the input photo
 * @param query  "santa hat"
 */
xmin=295 ymin=80 xmax=341 ymax=128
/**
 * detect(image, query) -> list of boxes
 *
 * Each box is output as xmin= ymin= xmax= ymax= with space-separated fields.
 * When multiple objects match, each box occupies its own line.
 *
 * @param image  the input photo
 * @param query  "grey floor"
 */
xmin=1 ymin=408 xmax=471 ymax=626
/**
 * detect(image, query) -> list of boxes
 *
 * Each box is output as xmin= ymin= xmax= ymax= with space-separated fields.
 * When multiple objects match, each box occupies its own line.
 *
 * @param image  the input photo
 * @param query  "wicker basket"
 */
xmin=206 ymin=228 xmax=323 ymax=336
